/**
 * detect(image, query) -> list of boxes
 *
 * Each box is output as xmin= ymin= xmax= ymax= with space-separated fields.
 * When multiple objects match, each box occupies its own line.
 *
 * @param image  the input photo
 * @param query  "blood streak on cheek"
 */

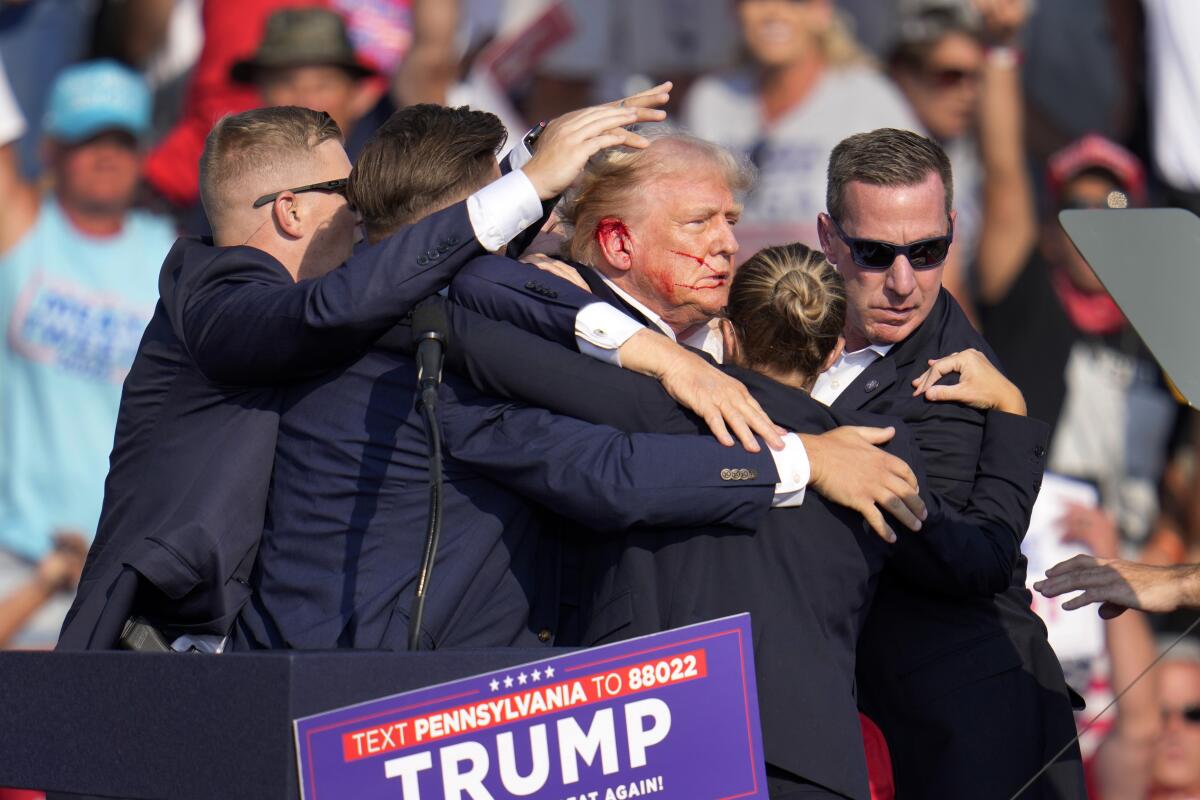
xmin=669 ymin=249 xmax=720 ymax=274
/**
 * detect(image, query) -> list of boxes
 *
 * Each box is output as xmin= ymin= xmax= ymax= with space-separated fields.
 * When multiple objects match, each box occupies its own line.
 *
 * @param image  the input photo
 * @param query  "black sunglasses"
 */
xmin=827 ymin=215 xmax=954 ymax=270
xmin=252 ymin=178 xmax=350 ymax=209
xmin=1163 ymin=705 xmax=1200 ymax=725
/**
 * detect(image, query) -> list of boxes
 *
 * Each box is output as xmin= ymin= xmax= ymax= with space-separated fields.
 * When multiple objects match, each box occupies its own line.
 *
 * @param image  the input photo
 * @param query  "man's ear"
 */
xmin=595 ymin=217 xmax=634 ymax=272
xmin=816 ymin=213 xmax=837 ymax=265
xmin=272 ymin=192 xmax=305 ymax=239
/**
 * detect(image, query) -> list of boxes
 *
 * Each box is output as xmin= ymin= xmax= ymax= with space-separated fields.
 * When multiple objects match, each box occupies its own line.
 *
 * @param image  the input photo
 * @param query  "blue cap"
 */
xmin=43 ymin=60 xmax=151 ymax=143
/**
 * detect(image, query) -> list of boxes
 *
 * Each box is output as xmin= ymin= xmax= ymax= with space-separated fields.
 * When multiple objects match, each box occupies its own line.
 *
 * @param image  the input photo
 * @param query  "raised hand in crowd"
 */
xmin=1037 ymin=555 xmax=1200 ymax=619
xmin=911 ymin=348 xmax=1027 ymax=415
xmin=0 ymin=531 xmax=88 ymax=649
xmin=522 ymin=82 xmax=672 ymax=201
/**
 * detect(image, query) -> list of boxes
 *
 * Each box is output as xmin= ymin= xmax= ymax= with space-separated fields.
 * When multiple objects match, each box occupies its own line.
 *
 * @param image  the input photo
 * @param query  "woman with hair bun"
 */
xmin=436 ymin=241 xmax=1031 ymax=799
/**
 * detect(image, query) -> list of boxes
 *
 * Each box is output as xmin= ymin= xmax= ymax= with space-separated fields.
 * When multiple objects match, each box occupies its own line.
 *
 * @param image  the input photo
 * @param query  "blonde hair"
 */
xmin=199 ymin=106 xmax=343 ymax=234
xmin=558 ymin=127 xmax=754 ymax=265
xmin=725 ymin=243 xmax=845 ymax=380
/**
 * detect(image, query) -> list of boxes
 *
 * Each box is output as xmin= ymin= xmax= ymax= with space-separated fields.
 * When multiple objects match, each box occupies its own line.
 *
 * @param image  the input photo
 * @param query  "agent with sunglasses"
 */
xmin=57 ymin=87 xmax=673 ymax=653
xmin=812 ymin=128 xmax=1085 ymax=799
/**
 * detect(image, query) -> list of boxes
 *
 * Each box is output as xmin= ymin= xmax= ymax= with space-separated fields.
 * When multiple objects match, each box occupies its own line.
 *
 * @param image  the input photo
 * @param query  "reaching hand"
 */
xmin=617 ymin=330 xmax=783 ymax=453
xmin=912 ymin=348 xmax=1027 ymax=415
xmin=522 ymin=82 xmax=671 ymax=201
xmin=1035 ymin=556 xmax=1200 ymax=619
xmin=800 ymin=426 xmax=927 ymax=543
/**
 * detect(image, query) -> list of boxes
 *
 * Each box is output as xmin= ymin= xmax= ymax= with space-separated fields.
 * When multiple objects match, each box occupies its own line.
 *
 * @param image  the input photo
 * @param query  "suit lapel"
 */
xmin=572 ymin=263 xmax=657 ymax=329
xmin=831 ymin=290 xmax=950 ymax=411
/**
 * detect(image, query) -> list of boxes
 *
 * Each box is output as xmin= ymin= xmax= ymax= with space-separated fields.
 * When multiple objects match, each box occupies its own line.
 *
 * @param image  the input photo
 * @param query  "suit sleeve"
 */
xmin=449 ymin=256 xmax=598 ymax=349
xmin=438 ymin=301 xmax=701 ymax=434
xmin=886 ymin=410 xmax=1049 ymax=597
xmin=439 ymin=377 xmax=776 ymax=533
xmin=498 ymin=140 xmax=559 ymax=259
xmin=175 ymin=202 xmax=482 ymax=385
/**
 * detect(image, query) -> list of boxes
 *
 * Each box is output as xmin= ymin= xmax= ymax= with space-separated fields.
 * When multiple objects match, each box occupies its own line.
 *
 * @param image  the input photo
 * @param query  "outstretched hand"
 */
xmin=522 ymin=82 xmax=671 ymax=201
xmin=1035 ymin=555 xmax=1200 ymax=619
xmin=800 ymin=426 xmax=927 ymax=543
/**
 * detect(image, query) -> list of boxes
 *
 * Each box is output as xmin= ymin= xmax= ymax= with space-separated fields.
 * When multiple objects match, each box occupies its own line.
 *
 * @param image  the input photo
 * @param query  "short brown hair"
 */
xmin=725 ymin=243 xmax=845 ymax=381
xmin=349 ymin=104 xmax=507 ymax=241
xmin=559 ymin=127 xmax=755 ymax=265
xmin=826 ymin=128 xmax=953 ymax=222
xmin=199 ymin=106 xmax=342 ymax=231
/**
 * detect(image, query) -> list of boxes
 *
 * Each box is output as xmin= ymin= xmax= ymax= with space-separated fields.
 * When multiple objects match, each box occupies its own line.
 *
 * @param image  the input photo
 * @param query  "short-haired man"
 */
xmin=233 ymin=103 xmax=809 ymax=652
xmin=0 ymin=60 xmax=175 ymax=647
xmin=814 ymin=128 xmax=1083 ymax=798
xmin=58 ymin=87 xmax=669 ymax=651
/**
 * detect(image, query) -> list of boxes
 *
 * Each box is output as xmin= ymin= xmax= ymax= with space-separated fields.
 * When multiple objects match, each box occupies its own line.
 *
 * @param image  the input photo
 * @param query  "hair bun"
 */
xmin=772 ymin=269 xmax=830 ymax=336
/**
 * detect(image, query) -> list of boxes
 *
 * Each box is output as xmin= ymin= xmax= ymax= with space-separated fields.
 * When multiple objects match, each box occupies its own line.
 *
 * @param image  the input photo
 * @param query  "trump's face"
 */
xmin=622 ymin=164 xmax=741 ymax=332
xmin=818 ymin=173 xmax=951 ymax=352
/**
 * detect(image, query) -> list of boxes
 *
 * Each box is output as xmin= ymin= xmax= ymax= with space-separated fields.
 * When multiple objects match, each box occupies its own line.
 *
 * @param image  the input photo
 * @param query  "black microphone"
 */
xmin=408 ymin=297 xmax=448 ymax=651
xmin=413 ymin=298 xmax=448 ymax=409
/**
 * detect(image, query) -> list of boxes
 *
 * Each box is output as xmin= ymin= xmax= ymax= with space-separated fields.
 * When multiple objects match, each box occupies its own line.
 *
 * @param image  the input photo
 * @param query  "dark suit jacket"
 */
xmin=424 ymin=294 xmax=1051 ymax=799
xmin=56 ymin=196 xmax=536 ymax=651
xmin=835 ymin=291 xmax=1082 ymax=798
xmin=232 ymin=343 xmax=779 ymax=651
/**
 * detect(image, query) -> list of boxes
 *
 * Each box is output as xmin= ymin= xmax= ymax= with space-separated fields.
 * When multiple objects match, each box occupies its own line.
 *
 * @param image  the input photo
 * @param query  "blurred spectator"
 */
xmin=1021 ymin=0 xmax=1142 ymax=168
xmin=0 ymin=0 xmax=99 ymax=179
xmin=682 ymin=0 xmax=919 ymax=254
xmin=141 ymin=0 xmax=326 ymax=214
xmin=887 ymin=0 xmax=1035 ymax=316
xmin=514 ymin=0 xmax=738 ymax=123
xmin=231 ymin=7 xmax=382 ymax=158
xmin=980 ymin=134 xmax=1179 ymax=547
xmin=0 ymin=60 xmax=175 ymax=648
xmin=0 ymin=533 xmax=88 ymax=650
xmin=1151 ymin=645 xmax=1200 ymax=799
xmin=1144 ymin=1 xmax=1200 ymax=217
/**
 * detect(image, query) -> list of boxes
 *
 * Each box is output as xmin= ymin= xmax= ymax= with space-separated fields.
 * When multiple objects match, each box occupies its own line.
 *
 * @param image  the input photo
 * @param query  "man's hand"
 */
xmin=521 ymin=253 xmax=591 ymax=292
xmin=36 ymin=531 xmax=89 ymax=593
xmin=800 ymin=426 xmax=926 ymax=543
xmin=1035 ymin=556 xmax=1200 ymax=619
xmin=911 ymin=348 xmax=1027 ymax=415
xmin=522 ymin=82 xmax=671 ymax=201
xmin=976 ymin=0 xmax=1028 ymax=47
xmin=617 ymin=329 xmax=783 ymax=453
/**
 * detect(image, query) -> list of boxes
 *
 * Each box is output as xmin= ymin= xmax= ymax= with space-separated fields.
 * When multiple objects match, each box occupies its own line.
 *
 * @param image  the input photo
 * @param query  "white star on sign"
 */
xmin=531 ymin=669 xmax=542 ymax=682
xmin=489 ymin=679 xmax=500 ymax=692
xmin=544 ymin=666 xmax=555 ymax=679
xmin=503 ymin=675 xmax=514 ymax=689
xmin=517 ymin=672 xmax=528 ymax=685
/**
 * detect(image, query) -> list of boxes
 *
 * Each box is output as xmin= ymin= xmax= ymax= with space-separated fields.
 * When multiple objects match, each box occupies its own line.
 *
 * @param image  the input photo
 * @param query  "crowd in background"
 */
xmin=3 ymin=0 xmax=1200 ymax=797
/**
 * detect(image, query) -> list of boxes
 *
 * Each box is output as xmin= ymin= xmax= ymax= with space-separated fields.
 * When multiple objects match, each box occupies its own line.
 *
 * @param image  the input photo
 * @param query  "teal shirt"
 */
xmin=0 ymin=199 xmax=174 ymax=561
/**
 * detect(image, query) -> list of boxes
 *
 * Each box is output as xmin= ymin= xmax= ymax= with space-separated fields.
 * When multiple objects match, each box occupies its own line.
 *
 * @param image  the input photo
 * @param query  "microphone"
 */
xmin=408 ymin=297 xmax=448 ymax=651
xmin=413 ymin=298 xmax=448 ymax=409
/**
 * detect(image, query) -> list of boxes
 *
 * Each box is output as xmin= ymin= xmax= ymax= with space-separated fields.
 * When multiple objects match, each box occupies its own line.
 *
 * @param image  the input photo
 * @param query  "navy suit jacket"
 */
xmin=56 ymin=196 xmax=539 ymax=651
xmin=232 ymin=340 xmax=779 ymax=651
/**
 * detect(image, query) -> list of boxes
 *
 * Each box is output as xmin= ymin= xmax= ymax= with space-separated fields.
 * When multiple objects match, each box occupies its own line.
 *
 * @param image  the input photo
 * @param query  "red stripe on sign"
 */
xmin=339 ymin=648 xmax=708 ymax=762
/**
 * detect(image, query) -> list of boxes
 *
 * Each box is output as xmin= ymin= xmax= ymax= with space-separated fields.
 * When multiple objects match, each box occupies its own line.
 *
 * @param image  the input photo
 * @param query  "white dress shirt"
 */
xmin=811 ymin=343 xmax=895 ymax=406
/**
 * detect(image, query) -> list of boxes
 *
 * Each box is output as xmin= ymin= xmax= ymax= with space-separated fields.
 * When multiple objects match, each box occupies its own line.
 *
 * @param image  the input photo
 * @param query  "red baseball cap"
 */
xmin=1047 ymin=133 xmax=1147 ymax=206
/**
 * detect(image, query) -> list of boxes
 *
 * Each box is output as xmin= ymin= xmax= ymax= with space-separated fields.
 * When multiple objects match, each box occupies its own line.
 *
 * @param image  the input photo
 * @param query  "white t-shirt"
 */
xmin=1144 ymin=0 xmax=1200 ymax=191
xmin=683 ymin=64 xmax=922 ymax=253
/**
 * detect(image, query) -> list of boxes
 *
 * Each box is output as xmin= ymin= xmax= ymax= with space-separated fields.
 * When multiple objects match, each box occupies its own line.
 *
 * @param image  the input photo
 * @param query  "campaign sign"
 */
xmin=294 ymin=614 xmax=767 ymax=800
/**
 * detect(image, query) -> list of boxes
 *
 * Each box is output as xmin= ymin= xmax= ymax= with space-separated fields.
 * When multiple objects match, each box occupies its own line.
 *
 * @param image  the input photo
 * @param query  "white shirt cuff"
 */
xmin=575 ymin=302 xmax=645 ymax=366
xmin=467 ymin=168 xmax=543 ymax=252
xmin=0 ymin=60 xmax=26 ymax=146
xmin=769 ymin=432 xmax=809 ymax=507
